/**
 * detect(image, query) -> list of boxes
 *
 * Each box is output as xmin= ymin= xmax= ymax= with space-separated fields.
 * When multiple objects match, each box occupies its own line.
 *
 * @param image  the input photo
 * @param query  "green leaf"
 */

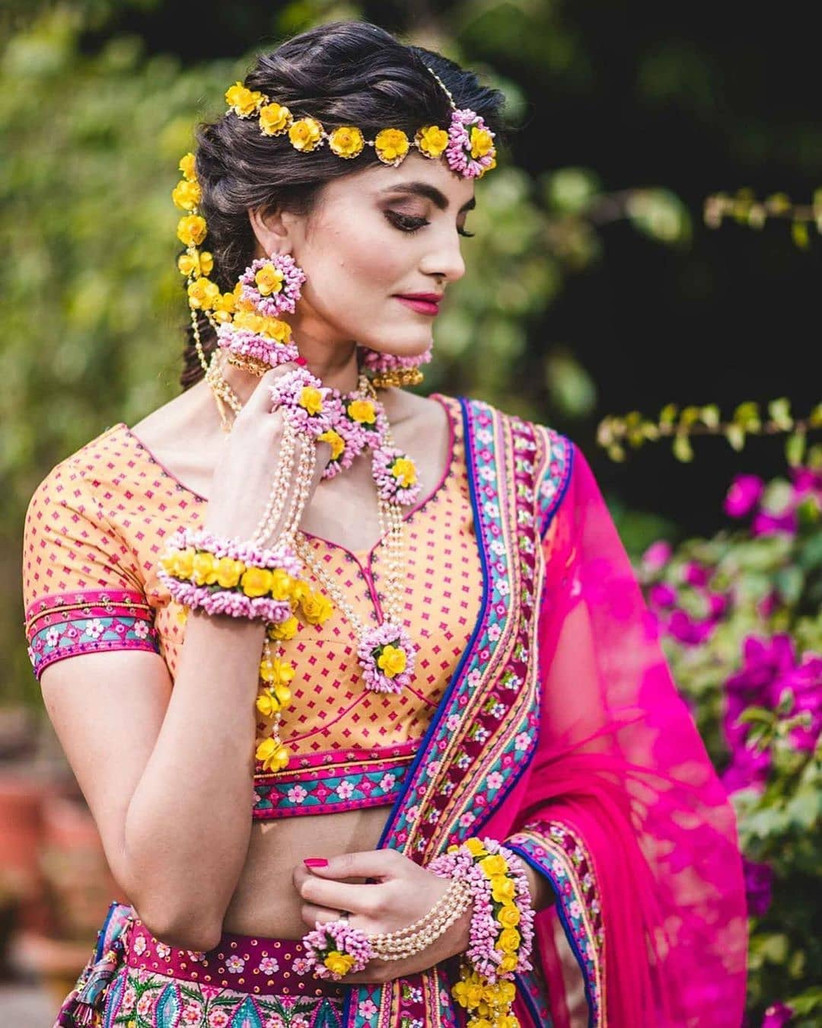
xmin=768 ymin=397 xmax=794 ymax=429
xmin=792 ymin=220 xmax=811 ymax=249
xmin=725 ymin=423 xmax=746 ymax=451
xmin=786 ymin=431 xmax=807 ymax=467
xmin=673 ymin=433 xmax=693 ymax=462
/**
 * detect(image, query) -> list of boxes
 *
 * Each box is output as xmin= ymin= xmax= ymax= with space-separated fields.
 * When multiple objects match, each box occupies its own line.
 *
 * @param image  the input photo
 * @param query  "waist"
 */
xmin=253 ymin=744 xmax=415 ymax=819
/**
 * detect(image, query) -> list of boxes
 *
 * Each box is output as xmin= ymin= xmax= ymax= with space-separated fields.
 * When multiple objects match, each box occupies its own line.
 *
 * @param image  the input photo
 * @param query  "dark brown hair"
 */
xmin=179 ymin=19 xmax=507 ymax=389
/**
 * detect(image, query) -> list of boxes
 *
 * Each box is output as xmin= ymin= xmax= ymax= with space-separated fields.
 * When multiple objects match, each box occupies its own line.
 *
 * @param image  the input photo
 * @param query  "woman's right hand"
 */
xmin=203 ymin=363 xmax=330 ymax=545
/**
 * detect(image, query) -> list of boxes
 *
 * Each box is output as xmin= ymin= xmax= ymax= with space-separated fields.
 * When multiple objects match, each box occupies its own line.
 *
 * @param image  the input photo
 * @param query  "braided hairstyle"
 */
xmin=180 ymin=19 xmax=507 ymax=389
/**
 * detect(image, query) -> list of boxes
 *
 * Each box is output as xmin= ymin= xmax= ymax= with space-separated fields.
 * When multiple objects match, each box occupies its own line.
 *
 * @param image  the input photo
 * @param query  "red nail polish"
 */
xmin=295 ymin=356 xmax=307 ymax=366
xmin=304 ymin=857 xmax=328 ymax=868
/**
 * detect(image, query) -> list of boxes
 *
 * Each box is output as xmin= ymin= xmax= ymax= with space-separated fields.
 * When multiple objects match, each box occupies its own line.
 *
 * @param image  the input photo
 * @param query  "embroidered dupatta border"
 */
xmin=341 ymin=401 xmax=572 ymax=1028
xmin=508 ymin=823 xmax=606 ymax=1027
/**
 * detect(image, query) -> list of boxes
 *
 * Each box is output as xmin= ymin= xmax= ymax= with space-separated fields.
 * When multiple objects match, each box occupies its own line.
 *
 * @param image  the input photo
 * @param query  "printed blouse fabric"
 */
xmin=21 ymin=396 xmax=482 ymax=810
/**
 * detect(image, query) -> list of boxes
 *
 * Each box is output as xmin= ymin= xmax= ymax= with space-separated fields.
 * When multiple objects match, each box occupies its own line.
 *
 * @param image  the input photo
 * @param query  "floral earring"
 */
xmin=358 ymin=342 xmax=433 ymax=389
xmin=219 ymin=253 xmax=307 ymax=375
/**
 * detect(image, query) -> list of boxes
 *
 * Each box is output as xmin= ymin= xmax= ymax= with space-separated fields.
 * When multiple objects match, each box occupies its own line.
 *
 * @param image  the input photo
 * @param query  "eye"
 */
xmin=385 ymin=210 xmax=475 ymax=238
xmin=385 ymin=211 xmax=429 ymax=234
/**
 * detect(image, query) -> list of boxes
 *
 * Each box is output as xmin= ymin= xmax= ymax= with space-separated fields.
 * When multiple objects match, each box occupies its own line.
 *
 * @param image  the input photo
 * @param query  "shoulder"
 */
xmin=25 ymin=423 xmax=130 ymax=520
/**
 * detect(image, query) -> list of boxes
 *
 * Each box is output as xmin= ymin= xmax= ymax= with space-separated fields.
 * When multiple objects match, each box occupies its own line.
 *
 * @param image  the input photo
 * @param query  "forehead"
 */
xmin=322 ymin=152 xmax=477 ymax=209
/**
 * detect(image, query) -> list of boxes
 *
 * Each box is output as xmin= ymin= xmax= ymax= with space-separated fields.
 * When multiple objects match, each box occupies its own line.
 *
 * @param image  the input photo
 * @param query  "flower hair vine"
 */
xmin=224 ymin=64 xmax=496 ymax=180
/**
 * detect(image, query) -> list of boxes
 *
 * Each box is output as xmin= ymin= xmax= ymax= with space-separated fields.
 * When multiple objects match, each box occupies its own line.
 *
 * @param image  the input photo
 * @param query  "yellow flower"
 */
xmin=496 ymin=927 xmax=521 ymax=954
xmin=375 ymin=128 xmax=410 ymax=164
xmin=494 ymin=980 xmax=517 ymax=1006
xmin=298 ymin=386 xmax=324 ymax=415
xmin=479 ymin=854 xmax=508 ymax=877
xmin=497 ymin=954 xmax=518 ymax=974
xmin=172 ymin=179 xmax=202 ymax=211
xmin=212 ymin=290 xmax=235 ymax=320
xmin=328 ymin=126 xmax=365 ymax=158
xmin=241 ymin=566 xmax=274 ymax=598
xmin=187 ymin=278 xmax=220 ymax=311
xmin=301 ymin=591 xmax=334 ymax=625
xmin=290 ymin=580 xmax=311 ymax=606
xmin=259 ymin=658 xmax=296 ymax=686
xmin=259 ymin=102 xmax=292 ymax=136
xmin=191 ymin=551 xmax=219 ymax=585
xmin=256 ymin=736 xmax=289 ymax=771
xmin=226 ymin=81 xmax=265 ymax=117
xmin=323 ymin=951 xmax=354 ymax=977
xmin=490 ymin=875 xmax=517 ymax=903
xmin=268 ymin=615 xmax=299 ymax=640
xmin=289 ymin=117 xmax=324 ymax=152
xmin=318 ymin=429 xmax=345 ymax=461
xmin=232 ymin=310 xmax=264 ymax=333
xmin=377 ymin=644 xmax=407 ymax=678
xmin=255 ymin=263 xmax=285 ymax=296
xmin=215 ymin=557 xmax=245 ymax=589
xmin=415 ymin=125 xmax=449 ymax=158
xmin=391 ymin=457 xmax=417 ymax=487
xmin=470 ymin=127 xmax=494 ymax=159
xmin=179 ymin=152 xmax=197 ymax=181
xmin=177 ymin=250 xmax=214 ymax=278
xmin=256 ymin=688 xmax=281 ymax=718
xmin=263 ymin=317 xmax=292 ymax=342
xmin=465 ymin=838 xmax=488 ymax=857
xmin=177 ymin=214 xmax=207 ymax=247
xmin=347 ymin=399 xmax=376 ymax=424
xmin=497 ymin=903 xmax=521 ymax=928
xmin=269 ymin=570 xmax=294 ymax=601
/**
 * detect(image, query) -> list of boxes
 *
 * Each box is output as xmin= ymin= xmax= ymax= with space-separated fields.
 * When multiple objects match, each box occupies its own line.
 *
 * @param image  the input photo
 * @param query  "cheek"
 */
xmin=308 ymin=218 xmax=409 ymax=295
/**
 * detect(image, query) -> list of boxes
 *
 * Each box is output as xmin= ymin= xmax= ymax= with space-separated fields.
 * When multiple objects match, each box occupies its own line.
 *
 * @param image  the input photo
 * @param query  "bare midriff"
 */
xmin=222 ymin=806 xmax=390 ymax=937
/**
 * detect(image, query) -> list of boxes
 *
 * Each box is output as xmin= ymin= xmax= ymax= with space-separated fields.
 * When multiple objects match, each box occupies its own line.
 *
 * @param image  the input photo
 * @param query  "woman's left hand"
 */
xmin=293 ymin=849 xmax=471 ymax=983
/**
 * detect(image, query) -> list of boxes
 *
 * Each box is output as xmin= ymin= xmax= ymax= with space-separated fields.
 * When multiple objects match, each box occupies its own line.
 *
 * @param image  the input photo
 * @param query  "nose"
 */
xmin=420 ymin=224 xmax=466 ymax=284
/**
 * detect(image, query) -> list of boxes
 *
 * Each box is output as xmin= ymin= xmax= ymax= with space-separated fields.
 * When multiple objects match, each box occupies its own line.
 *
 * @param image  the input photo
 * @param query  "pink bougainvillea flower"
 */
xmin=752 ymin=508 xmax=798 ymax=537
xmin=641 ymin=540 xmax=672 ymax=571
xmin=649 ymin=582 xmax=677 ymax=608
xmin=667 ymin=609 xmax=715 ymax=646
xmin=761 ymin=1001 xmax=794 ymax=1027
xmin=683 ymin=561 xmax=710 ymax=587
xmin=724 ymin=473 xmax=765 ymax=518
xmin=776 ymin=653 xmax=822 ymax=752
xmin=742 ymin=856 xmax=774 ymax=917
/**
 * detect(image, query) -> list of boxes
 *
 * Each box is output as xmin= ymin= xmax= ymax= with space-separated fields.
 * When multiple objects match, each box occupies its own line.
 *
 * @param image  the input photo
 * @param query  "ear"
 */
xmin=248 ymin=206 xmax=292 ymax=258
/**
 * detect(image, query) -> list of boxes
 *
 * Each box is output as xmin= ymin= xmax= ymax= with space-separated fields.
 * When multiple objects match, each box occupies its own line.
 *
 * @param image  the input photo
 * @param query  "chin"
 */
xmin=359 ymin=331 xmax=434 ymax=359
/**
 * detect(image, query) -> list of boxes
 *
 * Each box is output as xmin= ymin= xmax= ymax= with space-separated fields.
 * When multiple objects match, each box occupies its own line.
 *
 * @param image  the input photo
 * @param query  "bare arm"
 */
xmin=41 ymin=612 xmax=264 ymax=951
xmin=38 ymin=365 xmax=328 ymax=950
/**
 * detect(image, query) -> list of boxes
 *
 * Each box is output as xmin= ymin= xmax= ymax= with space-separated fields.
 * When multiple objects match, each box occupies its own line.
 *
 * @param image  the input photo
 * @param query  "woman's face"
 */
xmin=280 ymin=153 xmax=477 ymax=359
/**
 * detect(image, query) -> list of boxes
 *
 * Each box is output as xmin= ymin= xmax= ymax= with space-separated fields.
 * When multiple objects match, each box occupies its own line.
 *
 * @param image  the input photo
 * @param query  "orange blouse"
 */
xmin=22 ymin=394 xmax=483 ymax=817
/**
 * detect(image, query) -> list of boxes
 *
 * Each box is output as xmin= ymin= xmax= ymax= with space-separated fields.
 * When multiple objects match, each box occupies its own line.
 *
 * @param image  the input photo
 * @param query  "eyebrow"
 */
xmin=379 ymin=181 xmax=476 ymax=213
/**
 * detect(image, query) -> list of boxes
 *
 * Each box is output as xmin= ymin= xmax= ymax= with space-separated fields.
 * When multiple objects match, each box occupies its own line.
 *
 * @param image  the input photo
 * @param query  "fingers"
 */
xmin=302 ymin=849 xmax=406 ymax=882
xmin=242 ymin=362 xmax=303 ymax=416
xmin=300 ymin=903 xmax=348 ymax=929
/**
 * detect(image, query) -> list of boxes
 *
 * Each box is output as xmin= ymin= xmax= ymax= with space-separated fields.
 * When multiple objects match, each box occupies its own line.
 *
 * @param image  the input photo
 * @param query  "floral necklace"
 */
xmin=205 ymin=353 xmax=420 ymax=771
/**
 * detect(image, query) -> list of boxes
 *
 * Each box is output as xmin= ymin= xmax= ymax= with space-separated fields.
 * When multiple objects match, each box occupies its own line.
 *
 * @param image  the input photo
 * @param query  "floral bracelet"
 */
xmin=427 ymin=836 xmax=535 ymax=1028
xmin=157 ymin=527 xmax=315 ymax=622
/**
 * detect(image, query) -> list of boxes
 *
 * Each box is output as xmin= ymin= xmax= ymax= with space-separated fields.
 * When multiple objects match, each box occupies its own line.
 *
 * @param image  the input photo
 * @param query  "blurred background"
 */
xmin=1 ymin=1 xmax=819 ymax=1025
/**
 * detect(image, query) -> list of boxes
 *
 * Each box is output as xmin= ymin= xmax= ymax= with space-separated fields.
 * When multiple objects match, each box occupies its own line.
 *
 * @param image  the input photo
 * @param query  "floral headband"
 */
xmin=224 ymin=66 xmax=497 ymax=179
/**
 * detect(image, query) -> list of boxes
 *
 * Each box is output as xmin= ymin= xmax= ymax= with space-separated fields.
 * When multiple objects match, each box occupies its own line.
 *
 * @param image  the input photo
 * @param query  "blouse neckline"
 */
xmin=113 ymin=392 xmax=460 ymax=561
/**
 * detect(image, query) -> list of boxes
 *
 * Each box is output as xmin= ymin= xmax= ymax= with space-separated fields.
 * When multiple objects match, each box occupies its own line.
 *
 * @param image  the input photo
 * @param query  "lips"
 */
xmin=394 ymin=293 xmax=443 ymax=316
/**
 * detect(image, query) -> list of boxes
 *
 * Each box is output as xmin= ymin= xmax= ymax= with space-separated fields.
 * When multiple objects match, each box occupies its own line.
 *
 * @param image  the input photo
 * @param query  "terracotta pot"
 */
xmin=0 ymin=770 xmax=50 ymax=931
xmin=38 ymin=794 xmax=122 ymax=941
xmin=12 ymin=928 xmax=93 ymax=1013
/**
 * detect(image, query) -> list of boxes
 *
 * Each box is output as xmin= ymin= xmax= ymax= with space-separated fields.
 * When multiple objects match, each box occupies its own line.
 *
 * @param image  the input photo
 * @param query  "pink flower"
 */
xmin=649 ymin=583 xmax=677 ymax=608
xmin=683 ymin=561 xmax=710 ymax=587
xmin=752 ymin=508 xmax=798 ymax=536
xmin=641 ymin=540 xmax=672 ymax=571
xmin=667 ymin=609 xmax=715 ymax=646
xmin=743 ymin=856 xmax=774 ymax=917
xmin=182 ymin=1002 xmax=203 ymax=1025
xmin=761 ymin=1001 xmax=794 ymax=1027
xmin=225 ymin=954 xmax=245 ymax=973
xmin=208 ymin=1008 xmax=231 ymax=1027
xmin=259 ymin=955 xmax=279 ymax=974
xmin=724 ymin=474 xmax=764 ymax=518
xmin=358 ymin=999 xmax=378 ymax=1017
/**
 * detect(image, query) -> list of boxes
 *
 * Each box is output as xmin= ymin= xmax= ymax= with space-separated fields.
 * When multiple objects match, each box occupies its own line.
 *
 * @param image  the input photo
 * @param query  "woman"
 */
xmin=21 ymin=19 xmax=747 ymax=1028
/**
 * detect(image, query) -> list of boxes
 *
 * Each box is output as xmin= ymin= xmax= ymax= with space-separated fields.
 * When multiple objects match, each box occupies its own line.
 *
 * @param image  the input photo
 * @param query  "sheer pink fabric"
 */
xmin=489 ymin=444 xmax=748 ymax=1025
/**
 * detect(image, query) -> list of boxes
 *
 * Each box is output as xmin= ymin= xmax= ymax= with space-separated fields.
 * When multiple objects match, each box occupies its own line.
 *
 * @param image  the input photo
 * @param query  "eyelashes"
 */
xmin=384 ymin=210 xmax=475 ymax=238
